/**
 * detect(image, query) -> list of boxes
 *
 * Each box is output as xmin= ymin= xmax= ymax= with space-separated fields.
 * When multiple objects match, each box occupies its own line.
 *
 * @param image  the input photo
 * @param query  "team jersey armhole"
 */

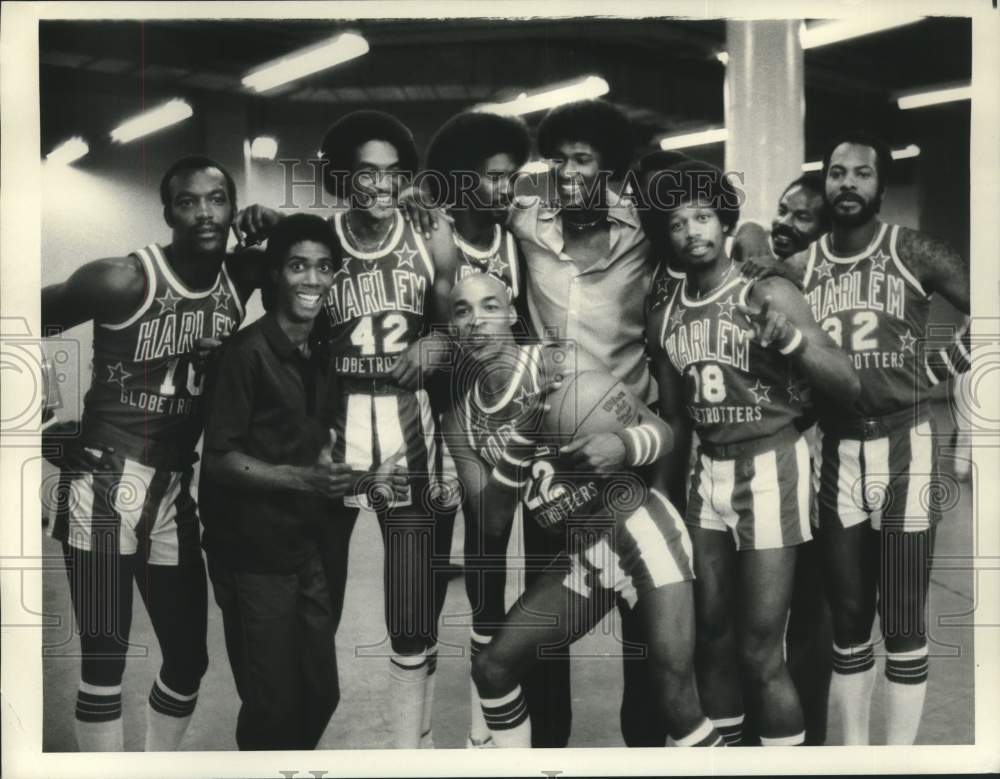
xmin=220 ymin=261 xmax=247 ymax=323
xmin=801 ymin=243 xmax=818 ymax=288
xmin=100 ymin=248 xmax=157 ymax=331
xmin=889 ymin=224 xmax=930 ymax=298
xmin=506 ymin=230 xmax=520 ymax=299
xmin=411 ymin=228 xmax=436 ymax=283
xmin=658 ymin=284 xmax=681 ymax=348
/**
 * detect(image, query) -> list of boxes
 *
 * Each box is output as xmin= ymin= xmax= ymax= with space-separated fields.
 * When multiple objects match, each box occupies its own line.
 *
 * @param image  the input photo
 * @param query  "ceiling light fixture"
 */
xmin=243 ymin=32 xmax=369 ymax=93
xmin=474 ymin=76 xmax=609 ymax=116
xmin=799 ymin=17 xmax=922 ymax=49
xmin=897 ymin=83 xmax=971 ymax=110
xmin=658 ymin=127 xmax=728 ymax=151
xmin=46 ymin=136 xmax=89 ymax=165
xmin=110 ymin=99 xmax=193 ymax=143
xmin=250 ymin=136 xmax=279 ymax=160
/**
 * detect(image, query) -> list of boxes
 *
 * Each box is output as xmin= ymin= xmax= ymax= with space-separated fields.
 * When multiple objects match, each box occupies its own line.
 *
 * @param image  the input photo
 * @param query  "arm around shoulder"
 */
xmin=42 ymin=255 xmax=147 ymax=332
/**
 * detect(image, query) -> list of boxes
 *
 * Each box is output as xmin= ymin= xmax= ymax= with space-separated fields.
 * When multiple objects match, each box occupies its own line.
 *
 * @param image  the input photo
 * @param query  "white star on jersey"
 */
xmin=155 ymin=288 xmax=181 ymax=315
xmin=512 ymin=385 xmax=538 ymax=413
xmin=486 ymin=254 xmax=508 ymax=278
xmin=211 ymin=285 xmax=232 ymax=313
xmin=814 ymin=258 xmax=835 ymax=281
xmin=785 ymin=378 xmax=805 ymax=404
xmin=106 ymin=361 xmax=132 ymax=387
xmin=394 ymin=245 xmax=419 ymax=269
xmin=898 ymin=328 xmax=917 ymax=353
xmin=716 ymin=295 xmax=738 ymax=320
xmin=669 ymin=305 xmax=686 ymax=329
xmin=749 ymin=378 xmax=772 ymax=404
xmin=869 ymin=249 xmax=891 ymax=272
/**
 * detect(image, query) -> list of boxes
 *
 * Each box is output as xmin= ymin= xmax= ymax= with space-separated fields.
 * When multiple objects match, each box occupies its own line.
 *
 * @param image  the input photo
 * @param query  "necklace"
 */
xmin=344 ymin=211 xmax=395 ymax=254
xmin=690 ymin=260 xmax=736 ymax=301
xmin=563 ymin=213 xmax=605 ymax=231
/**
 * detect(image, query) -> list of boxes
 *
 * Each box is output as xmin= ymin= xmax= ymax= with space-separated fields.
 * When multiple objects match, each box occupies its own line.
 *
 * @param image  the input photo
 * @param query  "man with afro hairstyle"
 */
xmin=423 ymin=110 xmax=531 ymax=747
xmin=235 ymin=109 xmax=464 ymax=749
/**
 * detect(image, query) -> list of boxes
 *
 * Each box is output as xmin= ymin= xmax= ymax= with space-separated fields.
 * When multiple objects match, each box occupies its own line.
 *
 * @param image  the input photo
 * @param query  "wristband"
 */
xmin=778 ymin=327 xmax=804 ymax=356
xmin=616 ymin=423 xmax=665 ymax=467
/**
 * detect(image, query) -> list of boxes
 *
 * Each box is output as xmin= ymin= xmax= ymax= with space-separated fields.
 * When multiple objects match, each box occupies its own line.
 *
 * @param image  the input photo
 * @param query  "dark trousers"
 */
xmin=208 ymin=552 xmax=339 ymax=750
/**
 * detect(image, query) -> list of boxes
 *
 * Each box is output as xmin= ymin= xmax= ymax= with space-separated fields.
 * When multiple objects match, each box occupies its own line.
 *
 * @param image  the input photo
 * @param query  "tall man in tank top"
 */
xmin=234 ymin=110 xmax=463 ymax=748
xmin=796 ymin=134 xmax=970 ymax=745
xmin=41 ymin=156 xmax=258 ymax=751
xmin=646 ymin=159 xmax=860 ymax=747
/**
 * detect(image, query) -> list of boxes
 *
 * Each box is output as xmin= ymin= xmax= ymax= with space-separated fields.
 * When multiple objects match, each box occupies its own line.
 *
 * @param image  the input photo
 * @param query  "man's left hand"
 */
xmin=389 ymin=341 xmax=424 ymax=390
xmin=560 ymin=433 xmax=627 ymax=475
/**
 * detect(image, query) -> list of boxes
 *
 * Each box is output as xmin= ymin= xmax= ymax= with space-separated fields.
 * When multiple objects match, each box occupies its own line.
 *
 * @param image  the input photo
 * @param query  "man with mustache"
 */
xmin=797 ymin=133 xmax=970 ymax=745
xmin=41 ymin=156 xmax=257 ymax=751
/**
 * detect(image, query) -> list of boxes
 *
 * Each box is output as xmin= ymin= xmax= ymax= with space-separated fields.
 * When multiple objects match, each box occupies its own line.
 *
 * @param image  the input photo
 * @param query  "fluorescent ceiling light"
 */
xmin=897 ymin=83 xmax=971 ymax=110
xmin=475 ymin=76 xmax=609 ymax=116
xmin=801 ymin=144 xmax=921 ymax=171
xmin=243 ymin=32 xmax=369 ymax=93
xmin=250 ymin=136 xmax=278 ymax=160
xmin=110 ymin=99 xmax=193 ymax=143
xmin=46 ymin=137 xmax=89 ymax=165
xmin=519 ymin=160 xmax=551 ymax=175
xmin=800 ymin=17 xmax=922 ymax=49
xmin=659 ymin=127 xmax=727 ymax=151
xmin=891 ymin=143 xmax=921 ymax=160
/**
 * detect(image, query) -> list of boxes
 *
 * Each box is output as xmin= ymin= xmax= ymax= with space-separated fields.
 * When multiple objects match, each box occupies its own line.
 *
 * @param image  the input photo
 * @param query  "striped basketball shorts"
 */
xmin=686 ymin=431 xmax=812 ymax=551
xmin=814 ymin=414 xmax=940 ymax=533
xmin=49 ymin=445 xmax=201 ymax=565
xmin=334 ymin=384 xmax=437 ymax=510
xmin=561 ymin=488 xmax=694 ymax=609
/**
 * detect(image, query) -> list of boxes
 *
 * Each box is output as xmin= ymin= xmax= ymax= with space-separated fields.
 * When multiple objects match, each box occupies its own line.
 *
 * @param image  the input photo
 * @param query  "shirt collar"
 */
xmin=535 ymin=187 xmax=640 ymax=229
xmin=260 ymin=313 xmax=320 ymax=362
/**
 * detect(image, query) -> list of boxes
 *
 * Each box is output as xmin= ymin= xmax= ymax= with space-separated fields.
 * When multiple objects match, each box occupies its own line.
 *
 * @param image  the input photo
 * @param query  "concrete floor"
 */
xmin=42 ymin=402 xmax=975 ymax=750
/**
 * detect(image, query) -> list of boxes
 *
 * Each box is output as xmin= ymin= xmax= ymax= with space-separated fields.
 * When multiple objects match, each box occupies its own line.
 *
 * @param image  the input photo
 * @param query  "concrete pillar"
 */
xmin=724 ymin=20 xmax=805 ymax=225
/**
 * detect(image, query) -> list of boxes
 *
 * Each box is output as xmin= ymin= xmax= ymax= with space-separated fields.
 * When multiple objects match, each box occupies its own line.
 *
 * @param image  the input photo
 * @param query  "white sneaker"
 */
xmin=466 ymin=734 xmax=496 ymax=748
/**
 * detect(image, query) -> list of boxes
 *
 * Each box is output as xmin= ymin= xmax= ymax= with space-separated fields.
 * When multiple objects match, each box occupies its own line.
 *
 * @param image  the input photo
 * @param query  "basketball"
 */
xmin=543 ymin=370 xmax=641 ymax=442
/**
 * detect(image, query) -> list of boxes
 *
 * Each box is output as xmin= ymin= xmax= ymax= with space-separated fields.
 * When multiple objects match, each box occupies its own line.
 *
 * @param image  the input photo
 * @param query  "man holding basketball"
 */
xmin=646 ymin=159 xmax=859 ymax=747
xmin=440 ymin=272 xmax=723 ymax=748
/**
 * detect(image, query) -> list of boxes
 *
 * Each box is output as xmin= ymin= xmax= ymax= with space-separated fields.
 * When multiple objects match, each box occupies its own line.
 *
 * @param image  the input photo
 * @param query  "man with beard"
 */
xmin=799 ymin=132 xmax=970 ymax=744
xmin=42 ymin=156 xmax=255 ymax=751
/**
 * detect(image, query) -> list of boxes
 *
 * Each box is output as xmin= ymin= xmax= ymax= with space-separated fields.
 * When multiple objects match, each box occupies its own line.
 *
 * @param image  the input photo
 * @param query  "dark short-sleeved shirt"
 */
xmin=199 ymin=314 xmax=338 ymax=574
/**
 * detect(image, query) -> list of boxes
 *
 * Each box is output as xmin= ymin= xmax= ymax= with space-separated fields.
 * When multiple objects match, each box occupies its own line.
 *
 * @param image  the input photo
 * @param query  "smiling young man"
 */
xmin=646 ymin=159 xmax=859 ymax=748
xmin=200 ymin=214 xmax=408 ymax=751
xmin=798 ymin=133 xmax=970 ymax=745
xmin=41 ymin=156 xmax=258 ymax=751
xmin=235 ymin=110 xmax=463 ymax=748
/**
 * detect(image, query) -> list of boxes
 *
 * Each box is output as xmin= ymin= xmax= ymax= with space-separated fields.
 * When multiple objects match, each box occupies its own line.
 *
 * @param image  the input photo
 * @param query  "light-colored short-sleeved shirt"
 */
xmin=509 ymin=189 xmax=655 ymax=403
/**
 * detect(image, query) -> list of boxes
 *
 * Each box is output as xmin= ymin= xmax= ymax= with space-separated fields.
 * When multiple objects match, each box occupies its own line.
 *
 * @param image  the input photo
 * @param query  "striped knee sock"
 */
xmin=884 ymin=645 xmax=929 ymax=745
xmin=760 ymin=731 xmax=805 ymax=746
xmin=145 ymin=673 xmax=198 ymax=751
xmin=74 ymin=682 xmax=123 ymax=751
xmin=711 ymin=714 xmax=745 ymax=746
xmin=468 ymin=631 xmax=493 ymax=745
xmin=419 ymin=645 xmax=438 ymax=748
xmin=673 ymin=718 xmax=725 ymax=747
xmin=830 ymin=641 xmax=876 ymax=745
xmin=480 ymin=685 xmax=531 ymax=747
xmin=389 ymin=651 xmax=431 ymax=748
